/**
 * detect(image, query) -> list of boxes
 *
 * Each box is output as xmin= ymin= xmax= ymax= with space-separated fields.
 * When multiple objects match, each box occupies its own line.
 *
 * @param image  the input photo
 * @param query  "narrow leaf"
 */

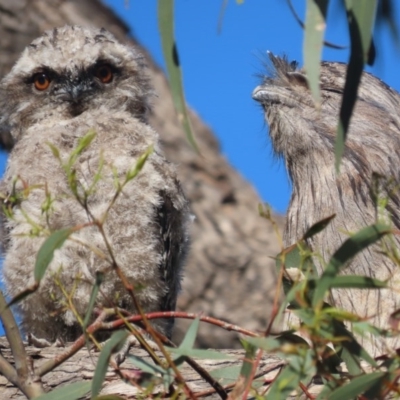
xmin=34 ymin=228 xmax=73 ymax=282
xmin=312 ymin=222 xmax=390 ymax=306
xmin=168 ymin=347 xmax=234 ymax=360
xmin=303 ymin=214 xmax=336 ymax=240
xmin=335 ymin=0 xmax=377 ymax=170
xmin=245 ymin=336 xmax=282 ymax=352
xmin=328 ymin=275 xmax=386 ymax=289
xmin=158 ymin=0 xmax=199 ymax=153
xmin=266 ymin=364 xmax=301 ymax=399
xmin=178 ymin=317 xmax=199 ymax=351
xmin=35 ymin=382 xmax=91 ymax=400
xmin=276 ymin=242 xmax=316 ymax=275
xmin=71 ymin=130 xmax=96 ymax=160
xmin=127 ymin=354 xmax=165 ymax=375
xmin=210 ymin=365 xmax=241 ymax=383
xmin=334 ymin=321 xmax=377 ymax=369
xmin=126 ymin=145 xmax=153 ymax=182
xmin=82 ymin=272 xmax=103 ymax=331
xmin=239 ymin=339 xmax=257 ymax=381
xmin=266 ymin=351 xmax=315 ymax=400
xmin=6 ymin=284 xmax=38 ymax=308
xmin=92 ymin=330 xmax=128 ymax=397
xmin=46 ymin=142 xmax=60 ymax=160
xmin=303 ymin=0 xmax=329 ymax=108
xmin=328 ymin=371 xmax=385 ymax=400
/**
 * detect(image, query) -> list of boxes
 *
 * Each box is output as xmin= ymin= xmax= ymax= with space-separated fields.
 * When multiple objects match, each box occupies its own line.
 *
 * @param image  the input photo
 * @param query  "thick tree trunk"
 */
xmin=0 ymin=0 xmax=286 ymax=397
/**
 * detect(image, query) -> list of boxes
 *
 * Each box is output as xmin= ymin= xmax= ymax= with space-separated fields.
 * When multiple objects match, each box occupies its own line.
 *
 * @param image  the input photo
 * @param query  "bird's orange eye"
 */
xmin=33 ymin=73 xmax=51 ymax=91
xmin=94 ymin=64 xmax=113 ymax=83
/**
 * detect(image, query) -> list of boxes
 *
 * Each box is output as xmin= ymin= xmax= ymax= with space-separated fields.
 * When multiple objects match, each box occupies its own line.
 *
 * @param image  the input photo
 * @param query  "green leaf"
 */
xmin=335 ymin=0 xmax=377 ymax=171
xmin=328 ymin=371 xmax=385 ymax=400
xmin=92 ymin=330 xmax=128 ymax=397
xmin=168 ymin=347 xmax=235 ymax=360
xmin=125 ymin=145 xmax=153 ymax=182
xmin=245 ymin=335 xmax=309 ymax=355
xmin=35 ymin=382 xmax=91 ymax=400
xmin=82 ymin=272 xmax=103 ymax=331
xmin=266 ymin=350 xmax=315 ymax=399
xmin=210 ymin=365 xmax=241 ymax=384
xmin=324 ymin=307 xmax=363 ymax=322
xmin=46 ymin=142 xmax=61 ymax=160
xmin=328 ymin=275 xmax=387 ymax=289
xmin=127 ymin=354 xmax=165 ymax=375
xmin=178 ymin=317 xmax=199 ymax=351
xmin=334 ymin=321 xmax=377 ymax=371
xmin=302 ymin=275 xmax=386 ymax=293
xmin=239 ymin=339 xmax=257 ymax=384
xmin=158 ymin=0 xmax=199 ymax=153
xmin=303 ymin=214 xmax=336 ymax=240
xmin=276 ymin=242 xmax=317 ymax=311
xmin=317 ymin=380 xmax=339 ymax=400
xmin=276 ymin=242 xmax=316 ymax=274
xmin=34 ymin=228 xmax=73 ymax=282
xmin=303 ymin=0 xmax=329 ymax=108
xmin=128 ymin=355 xmax=174 ymax=390
xmin=312 ymin=222 xmax=390 ymax=307
xmin=245 ymin=336 xmax=282 ymax=352
xmin=265 ymin=364 xmax=301 ymax=399
xmin=68 ymin=129 xmax=96 ymax=167
xmin=6 ymin=285 xmax=38 ymax=308
xmin=352 ymin=321 xmax=388 ymax=341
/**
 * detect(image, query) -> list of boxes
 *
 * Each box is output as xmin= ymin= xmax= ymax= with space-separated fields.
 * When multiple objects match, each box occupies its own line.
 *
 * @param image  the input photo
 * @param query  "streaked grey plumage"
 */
xmin=253 ymin=53 xmax=400 ymax=356
xmin=0 ymin=25 xmax=190 ymax=342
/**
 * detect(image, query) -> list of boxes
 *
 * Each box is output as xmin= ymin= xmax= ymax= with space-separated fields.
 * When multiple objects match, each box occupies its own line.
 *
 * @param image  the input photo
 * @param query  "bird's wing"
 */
xmin=154 ymin=189 xmax=188 ymax=337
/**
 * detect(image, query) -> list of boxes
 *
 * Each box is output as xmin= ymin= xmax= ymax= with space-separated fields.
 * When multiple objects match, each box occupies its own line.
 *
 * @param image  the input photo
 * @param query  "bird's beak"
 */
xmin=67 ymin=85 xmax=84 ymax=102
xmin=252 ymin=86 xmax=267 ymax=102
xmin=65 ymin=83 xmax=90 ymax=103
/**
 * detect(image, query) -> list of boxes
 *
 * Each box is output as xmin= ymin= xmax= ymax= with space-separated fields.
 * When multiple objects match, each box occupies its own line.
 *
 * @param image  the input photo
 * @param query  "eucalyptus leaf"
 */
xmin=92 ymin=331 xmax=128 ymax=397
xmin=266 ymin=351 xmax=315 ymax=399
xmin=158 ymin=0 xmax=199 ymax=152
xmin=127 ymin=354 xmax=165 ymax=375
xmin=312 ymin=222 xmax=390 ymax=307
xmin=177 ymin=317 xmax=199 ymax=351
xmin=35 ymin=382 xmax=91 ymax=400
xmin=34 ymin=228 xmax=73 ymax=282
xmin=303 ymin=214 xmax=336 ymax=240
xmin=210 ymin=365 xmax=241 ymax=384
xmin=82 ymin=272 xmax=103 ymax=331
xmin=126 ymin=145 xmax=153 ymax=182
xmin=93 ymin=396 xmax=127 ymax=400
xmin=303 ymin=0 xmax=329 ymax=108
xmin=328 ymin=371 xmax=385 ymax=400
xmin=335 ymin=0 xmax=377 ymax=170
xmin=168 ymin=347 xmax=235 ymax=360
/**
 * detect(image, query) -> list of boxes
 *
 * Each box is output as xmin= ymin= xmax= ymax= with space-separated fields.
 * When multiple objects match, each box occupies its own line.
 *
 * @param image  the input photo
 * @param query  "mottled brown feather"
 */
xmin=253 ymin=53 xmax=400 ymax=356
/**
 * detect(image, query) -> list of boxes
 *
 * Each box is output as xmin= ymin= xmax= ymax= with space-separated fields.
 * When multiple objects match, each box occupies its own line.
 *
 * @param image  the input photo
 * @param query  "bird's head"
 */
xmin=0 ymin=25 xmax=153 ymax=145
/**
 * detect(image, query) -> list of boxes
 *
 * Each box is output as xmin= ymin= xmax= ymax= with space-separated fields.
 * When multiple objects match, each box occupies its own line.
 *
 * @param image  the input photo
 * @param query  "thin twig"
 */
xmin=101 ymin=311 xmax=259 ymax=338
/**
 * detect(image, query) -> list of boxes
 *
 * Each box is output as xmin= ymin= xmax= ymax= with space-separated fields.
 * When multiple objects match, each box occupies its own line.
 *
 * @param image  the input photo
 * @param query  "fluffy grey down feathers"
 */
xmin=0 ymin=25 xmax=190 ymax=341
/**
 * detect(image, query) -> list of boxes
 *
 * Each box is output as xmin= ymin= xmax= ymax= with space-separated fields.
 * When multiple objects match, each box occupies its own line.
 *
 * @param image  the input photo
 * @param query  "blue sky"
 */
xmin=101 ymin=0 xmax=400 ymax=214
